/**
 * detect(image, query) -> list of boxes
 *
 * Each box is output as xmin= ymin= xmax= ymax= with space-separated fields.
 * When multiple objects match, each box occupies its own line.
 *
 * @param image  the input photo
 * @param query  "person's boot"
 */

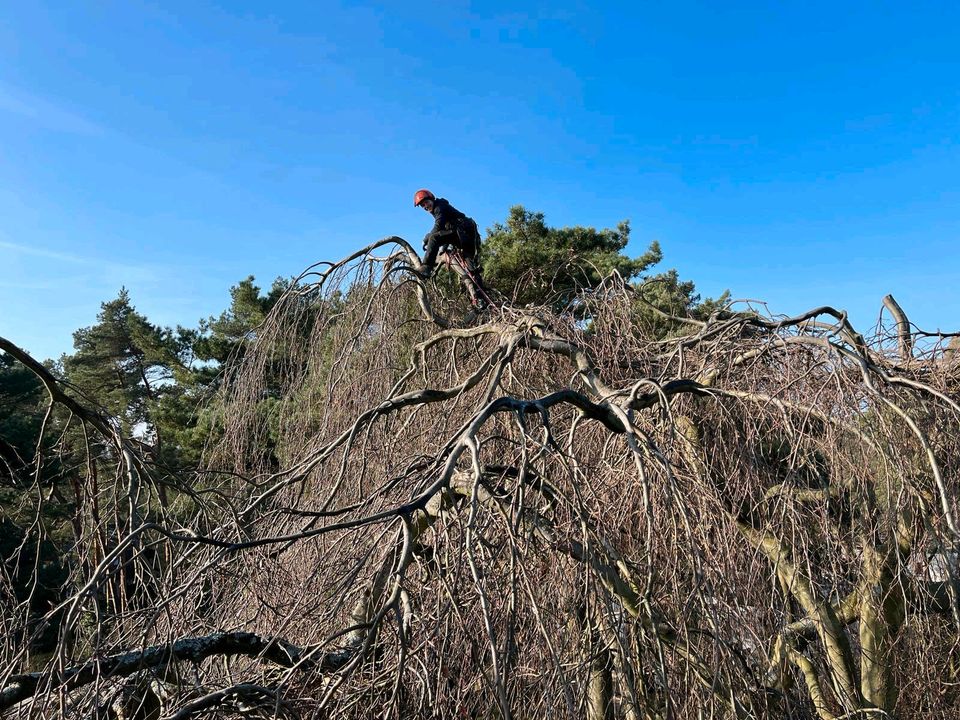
xmin=463 ymin=298 xmax=487 ymax=324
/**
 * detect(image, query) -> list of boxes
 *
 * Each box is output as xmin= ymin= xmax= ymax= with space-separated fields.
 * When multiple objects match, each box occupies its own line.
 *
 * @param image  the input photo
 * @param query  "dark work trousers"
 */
xmin=424 ymin=226 xmax=490 ymax=308
xmin=441 ymin=249 xmax=488 ymax=308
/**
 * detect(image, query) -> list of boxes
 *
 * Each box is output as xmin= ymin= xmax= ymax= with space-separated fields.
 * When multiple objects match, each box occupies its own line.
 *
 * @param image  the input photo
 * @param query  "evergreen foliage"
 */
xmin=482 ymin=205 xmax=727 ymax=332
xmin=192 ymin=276 xmax=287 ymax=371
xmin=0 ymin=351 xmax=45 ymax=482
xmin=482 ymin=205 xmax=661 ymax=311
xmin=61 ymin=288 xmax=184 ymax=438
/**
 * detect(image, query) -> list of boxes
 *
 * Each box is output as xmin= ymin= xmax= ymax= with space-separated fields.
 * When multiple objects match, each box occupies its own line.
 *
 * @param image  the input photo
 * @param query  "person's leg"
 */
xmin=449 ymin=254 xmax=484 ymax=307
xmin=422 ymin=230 xmax=457 ymax=272
xmin=462 ymin=257 xmax=490 ymax=307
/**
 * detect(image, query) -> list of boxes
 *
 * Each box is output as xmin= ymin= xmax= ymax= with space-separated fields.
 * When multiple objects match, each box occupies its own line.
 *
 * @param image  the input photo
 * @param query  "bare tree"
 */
xmin=2 ymin=238 xmax=959 ymax=719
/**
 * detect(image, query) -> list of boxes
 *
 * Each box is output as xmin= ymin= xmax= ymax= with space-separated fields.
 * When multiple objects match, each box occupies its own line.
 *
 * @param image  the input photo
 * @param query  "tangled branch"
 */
xmin=3 ymin=238 xmax=959 ymax=719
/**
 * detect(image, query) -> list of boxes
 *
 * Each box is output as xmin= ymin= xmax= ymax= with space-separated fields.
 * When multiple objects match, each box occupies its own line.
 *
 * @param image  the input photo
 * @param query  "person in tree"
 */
xmin=414 ymin=189 xmax=490 ymax=310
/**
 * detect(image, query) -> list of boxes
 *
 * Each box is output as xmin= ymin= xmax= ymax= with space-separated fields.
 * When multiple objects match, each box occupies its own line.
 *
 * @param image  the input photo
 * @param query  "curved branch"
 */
xmin=1 ymin=632 xmax=337 ymax=712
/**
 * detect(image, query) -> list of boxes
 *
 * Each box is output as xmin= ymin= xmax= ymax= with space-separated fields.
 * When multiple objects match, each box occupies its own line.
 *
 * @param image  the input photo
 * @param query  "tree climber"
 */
xmin=414 ymin=189 xmax=491 ymax=311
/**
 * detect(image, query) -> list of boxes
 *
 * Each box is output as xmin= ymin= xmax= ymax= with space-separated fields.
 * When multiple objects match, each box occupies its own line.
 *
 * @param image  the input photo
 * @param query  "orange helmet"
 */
xmin=413 ymin=189 xmax=435 ymax=207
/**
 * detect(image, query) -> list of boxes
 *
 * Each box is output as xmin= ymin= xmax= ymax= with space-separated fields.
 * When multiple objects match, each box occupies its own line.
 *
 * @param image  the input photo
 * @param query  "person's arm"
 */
xmin=423 ymin=202 xmax=454 ymax=244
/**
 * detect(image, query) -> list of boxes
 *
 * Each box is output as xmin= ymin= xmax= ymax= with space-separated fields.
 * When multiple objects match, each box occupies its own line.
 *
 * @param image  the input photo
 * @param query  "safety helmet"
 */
xmin=413 ymin=189 xmax=435 ymax=207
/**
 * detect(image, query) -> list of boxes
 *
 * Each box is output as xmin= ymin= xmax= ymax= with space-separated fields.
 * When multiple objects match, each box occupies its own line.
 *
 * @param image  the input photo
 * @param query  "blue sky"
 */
xmin=2 ymin=1 xmax=958 ymax=361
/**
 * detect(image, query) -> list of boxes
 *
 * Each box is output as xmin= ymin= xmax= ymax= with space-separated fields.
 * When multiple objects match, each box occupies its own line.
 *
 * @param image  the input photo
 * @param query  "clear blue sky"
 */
xmin=2 ymin=1 xmax=958 ymax=361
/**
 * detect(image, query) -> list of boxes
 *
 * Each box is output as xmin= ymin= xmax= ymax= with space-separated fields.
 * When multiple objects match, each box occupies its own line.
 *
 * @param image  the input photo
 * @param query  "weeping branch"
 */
xmin=2 ymin=239 xmax=959 ymax=719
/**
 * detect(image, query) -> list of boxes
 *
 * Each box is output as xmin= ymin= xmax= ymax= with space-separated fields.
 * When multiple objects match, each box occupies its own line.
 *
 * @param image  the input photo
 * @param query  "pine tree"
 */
xmin=62 ymin=288 xmax=183 ymax=443
xmin=482 ymin=205 xmax=661 ymax=311
xmin=481 ymin=205 xmax=726 ymax=330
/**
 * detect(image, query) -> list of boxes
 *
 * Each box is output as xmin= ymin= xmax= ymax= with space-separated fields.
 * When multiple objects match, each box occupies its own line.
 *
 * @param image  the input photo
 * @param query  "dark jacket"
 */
xmin=422 ymin=198 xmax=479 ymax=268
